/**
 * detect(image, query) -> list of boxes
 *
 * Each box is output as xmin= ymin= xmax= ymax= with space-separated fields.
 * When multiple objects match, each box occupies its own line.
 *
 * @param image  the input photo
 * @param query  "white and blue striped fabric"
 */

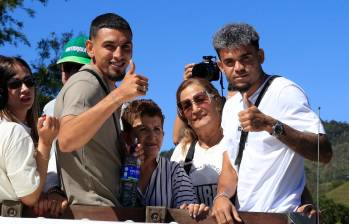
xmin=139 ymin=156 xmax=198 ymax=208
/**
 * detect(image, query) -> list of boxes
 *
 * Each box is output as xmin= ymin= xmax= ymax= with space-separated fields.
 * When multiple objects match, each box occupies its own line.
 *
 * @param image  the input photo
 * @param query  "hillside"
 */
xmin=305 ymin=120 xmax=349 ymax=196
xmin=326 ymin=181 xmax=349 ymax=207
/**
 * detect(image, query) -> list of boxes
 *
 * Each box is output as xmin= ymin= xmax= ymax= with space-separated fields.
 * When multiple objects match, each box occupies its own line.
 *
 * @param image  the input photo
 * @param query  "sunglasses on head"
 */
xmin=7 ymin=76 xmax=36 ymax=89
xmin=177 ymin=91 xmax=214 ymax=115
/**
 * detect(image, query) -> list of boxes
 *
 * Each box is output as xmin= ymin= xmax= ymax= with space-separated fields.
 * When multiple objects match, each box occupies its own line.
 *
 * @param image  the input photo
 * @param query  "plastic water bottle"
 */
xmin=120 ymin=139 xmax=141 ymax=207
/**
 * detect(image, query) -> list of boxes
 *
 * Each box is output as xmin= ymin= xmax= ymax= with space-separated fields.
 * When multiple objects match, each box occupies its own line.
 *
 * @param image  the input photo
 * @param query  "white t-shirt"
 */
xmin=220 ymin=76 xmax=325 ymax=212
xmin=0 ymin=118 xmax=40 ymax=201
xmin=42 ymin=98 xmax=59 ymax=192
xmin=42 ymin=98 xmax=56 ymax=117
xmin=171 ymin=141 xmax=225 ymax=206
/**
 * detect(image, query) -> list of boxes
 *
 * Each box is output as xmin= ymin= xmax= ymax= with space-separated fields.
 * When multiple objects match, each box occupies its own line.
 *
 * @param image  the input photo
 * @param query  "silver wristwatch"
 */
xmin=271 ymin=120 xmax=285 ymax=138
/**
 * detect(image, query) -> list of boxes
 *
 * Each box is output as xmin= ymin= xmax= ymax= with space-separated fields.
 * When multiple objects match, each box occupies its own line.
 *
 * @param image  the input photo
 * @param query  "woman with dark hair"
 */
xmin=122 ymin=99 xmax=209 ymax=217
xmin=0 ymin=55 xmax=59 ymax=207
xmin=171 ymin=78 xmax=230 ymax=207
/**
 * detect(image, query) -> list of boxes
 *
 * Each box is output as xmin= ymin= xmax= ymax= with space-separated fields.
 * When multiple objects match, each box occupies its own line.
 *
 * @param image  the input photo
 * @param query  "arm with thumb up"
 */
xmin=238 ymin=92 xmax=276 ymax=133
xmin=113 ymin=59 xmax=149 ymax=103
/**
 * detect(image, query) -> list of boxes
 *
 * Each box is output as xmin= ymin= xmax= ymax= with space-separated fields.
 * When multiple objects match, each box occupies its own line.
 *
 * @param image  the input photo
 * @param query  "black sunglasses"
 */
xmin=7 ymin=76 xmax=36 ymax=89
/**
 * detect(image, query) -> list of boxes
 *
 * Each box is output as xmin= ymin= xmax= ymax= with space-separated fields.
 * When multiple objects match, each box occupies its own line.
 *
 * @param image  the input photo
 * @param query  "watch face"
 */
xmin=273 ymin=121 xmax=284 ymax=137
xmin=275 ymin=124 xmax=282 ymax=135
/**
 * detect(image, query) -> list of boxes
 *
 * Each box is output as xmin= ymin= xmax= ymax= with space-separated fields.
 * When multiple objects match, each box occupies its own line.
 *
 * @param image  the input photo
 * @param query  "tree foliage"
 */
xmin=320 ymin=196 xmax=349 ymax=224
xmin=0 ymin=0 xmax=49 ymax=46
xmin=31 ymin=31 xmax=73 ymax=110
xmin=305 ymin=121 xmax=349 ymax=192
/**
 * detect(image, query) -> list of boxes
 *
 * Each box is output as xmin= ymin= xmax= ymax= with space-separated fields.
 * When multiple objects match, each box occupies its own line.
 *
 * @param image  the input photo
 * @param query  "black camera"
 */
xmin=192 ymin=56 xmax=220 ymax=81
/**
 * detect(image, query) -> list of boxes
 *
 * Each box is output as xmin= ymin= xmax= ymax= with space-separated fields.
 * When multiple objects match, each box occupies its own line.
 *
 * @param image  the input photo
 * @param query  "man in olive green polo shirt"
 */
xmin=55 ymin=13 xmax=149 ymax=206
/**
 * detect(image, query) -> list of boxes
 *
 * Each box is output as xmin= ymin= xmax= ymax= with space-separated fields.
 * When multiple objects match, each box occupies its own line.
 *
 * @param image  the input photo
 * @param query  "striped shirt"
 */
xmin=138 ymin=156 xmax=198 ymax=208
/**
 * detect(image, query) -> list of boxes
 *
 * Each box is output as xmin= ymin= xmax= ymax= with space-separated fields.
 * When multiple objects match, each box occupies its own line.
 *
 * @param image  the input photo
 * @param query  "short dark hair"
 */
xmin=89 ymin=13 xmax=133 ymax=40
xmin=213 ymin=23 xmax=260 ymax=55
xmin=122 ymin=99 xmax=164 ymax=132
xmin=61 ymin=62 xmax=84 ymax=75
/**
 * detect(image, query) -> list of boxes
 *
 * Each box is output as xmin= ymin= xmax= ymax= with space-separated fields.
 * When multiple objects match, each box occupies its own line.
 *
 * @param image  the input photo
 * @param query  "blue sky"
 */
xmin=1 ymin=0 xmax=348 ymax=151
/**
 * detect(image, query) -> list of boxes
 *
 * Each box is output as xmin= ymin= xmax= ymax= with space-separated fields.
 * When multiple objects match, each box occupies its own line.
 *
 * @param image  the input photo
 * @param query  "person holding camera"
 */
xmin=211 ymin=23 xmax=332 ymax=223
xmin=54 ymin=13 xmax=148 ymax=206
xmin=172 ymin=57 xmax=236 ymax=145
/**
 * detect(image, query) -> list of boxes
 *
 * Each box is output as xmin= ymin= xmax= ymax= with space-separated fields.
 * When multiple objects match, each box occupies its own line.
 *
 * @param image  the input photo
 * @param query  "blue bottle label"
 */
xmin=121 ymin=165 xmax=140 ymax=181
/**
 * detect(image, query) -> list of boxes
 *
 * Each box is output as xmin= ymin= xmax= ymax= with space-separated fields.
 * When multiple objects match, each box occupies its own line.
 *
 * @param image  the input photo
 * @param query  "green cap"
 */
xmin=56 ymin=36 xmax=91 ymax=65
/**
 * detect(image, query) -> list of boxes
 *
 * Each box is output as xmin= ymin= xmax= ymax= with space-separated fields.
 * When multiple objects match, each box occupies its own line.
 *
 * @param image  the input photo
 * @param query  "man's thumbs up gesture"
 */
xmin=238 ymin=92 xmax=274 ymax=133
xmin=117 ymin=59 xmax=149 ymax=102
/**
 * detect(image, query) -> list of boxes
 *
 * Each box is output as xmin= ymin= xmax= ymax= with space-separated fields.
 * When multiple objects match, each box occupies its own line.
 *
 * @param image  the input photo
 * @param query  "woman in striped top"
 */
xmin=121 ymin=99 xmax=208 ymax=217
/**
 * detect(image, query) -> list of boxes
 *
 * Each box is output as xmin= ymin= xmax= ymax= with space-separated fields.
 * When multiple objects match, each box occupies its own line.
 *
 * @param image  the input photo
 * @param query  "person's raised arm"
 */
xmin=212 ymin=151 xmax=241 ymax=224
xmin=239 ymin=92 xmax=332 ymax=163
xmin=21 ymin=116 xmax=59 ymax=206
xmin=172 ymin=116 xmax=185 ymax=145
xmin=172 ymin=63 xmax=195 ymax=145
xmin=58 ymin=61 xmax=148 ymax=152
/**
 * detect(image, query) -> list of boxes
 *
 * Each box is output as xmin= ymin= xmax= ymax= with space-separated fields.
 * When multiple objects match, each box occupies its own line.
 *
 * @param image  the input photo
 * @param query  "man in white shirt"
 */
xmin=211 ymin=23 xmax=332 ymax=223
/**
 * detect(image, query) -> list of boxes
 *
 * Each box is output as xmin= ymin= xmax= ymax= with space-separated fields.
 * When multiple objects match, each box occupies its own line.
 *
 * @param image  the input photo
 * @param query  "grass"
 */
xmin=326 ymin=181 xmax=349 ymax=207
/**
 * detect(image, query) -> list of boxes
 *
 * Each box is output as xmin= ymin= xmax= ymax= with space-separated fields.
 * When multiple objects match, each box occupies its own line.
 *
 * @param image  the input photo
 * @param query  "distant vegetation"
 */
xmin=326 ymin=181 xmax=349 ymax=207
xmin=305 ymin=121 xmax=349 ymax=200
xmin=305 ymin=120 xmax=349 ymax=223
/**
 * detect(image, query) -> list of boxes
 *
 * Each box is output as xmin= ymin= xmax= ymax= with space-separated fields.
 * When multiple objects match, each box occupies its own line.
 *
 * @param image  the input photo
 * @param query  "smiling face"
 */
xmin=218 ymin=44 xmax=265 ymax=95
xmin=133 ymin=115 xmax=164 ymax=160
xmin=179 ymin=83 xmax=221 ymax=133
xmin=6 ymin=63 xmax=35 ymax=119
xmin=87 ymin=28 xmax=132 ymax=82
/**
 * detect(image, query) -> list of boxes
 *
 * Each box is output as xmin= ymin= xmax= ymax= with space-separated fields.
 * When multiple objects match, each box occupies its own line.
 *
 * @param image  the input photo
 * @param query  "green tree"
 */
xmin=0 ymin=0 xmax=49 ymax=46
xmin=320 ymin=196 xmax=349 ymax=224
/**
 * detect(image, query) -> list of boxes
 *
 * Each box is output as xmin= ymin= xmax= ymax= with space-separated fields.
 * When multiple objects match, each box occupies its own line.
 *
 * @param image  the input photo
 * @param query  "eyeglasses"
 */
xmin=177 ymin=91 xmax=214 ymax=116
xmin=7 ymin=76 xmax=36 ymax=89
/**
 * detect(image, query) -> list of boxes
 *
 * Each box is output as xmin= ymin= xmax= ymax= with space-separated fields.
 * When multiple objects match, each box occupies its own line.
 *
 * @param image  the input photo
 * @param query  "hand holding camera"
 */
xmin=183 ymin=56 xmax=220 ymax=82
xmin=183 ymin=63 xmax=196 ymax=80
xmin=191 ymin=56 xmax=220 ymax=81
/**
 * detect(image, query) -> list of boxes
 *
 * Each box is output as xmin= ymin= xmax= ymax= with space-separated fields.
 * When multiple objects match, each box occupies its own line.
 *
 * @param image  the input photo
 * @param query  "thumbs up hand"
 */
xmin=238 ymin=92 xmax=273 ymax=132
xmin=116 ymin=60 xmax=149 ymax=102
xmin=242 ymin=92 xmax=253 ymax=110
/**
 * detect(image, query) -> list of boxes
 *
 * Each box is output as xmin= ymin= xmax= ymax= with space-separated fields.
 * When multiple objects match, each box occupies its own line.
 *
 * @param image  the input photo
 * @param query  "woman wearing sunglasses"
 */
xmin=171 ymin=77 xmax=316 ymax=217
xmin=0 ymin=55 xmax=59 ymax=207
xmin=171 ymin=78 xmax=227 ymax=207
